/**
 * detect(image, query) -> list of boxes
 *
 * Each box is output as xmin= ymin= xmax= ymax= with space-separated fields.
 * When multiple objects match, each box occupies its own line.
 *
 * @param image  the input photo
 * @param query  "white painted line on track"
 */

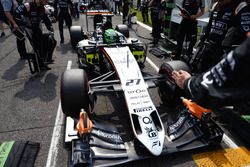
xmin=222 ymin=134 xmax=239 ymax=148
xmin=137 ymin=21 xmax=152 ymax=31
xmin=46 ymin=60 xmax=72 ymax=167
xmin=146 ymin=57 xmax=160 ymax=71
xmin=137 ymin=19 xmax=239 ymax=149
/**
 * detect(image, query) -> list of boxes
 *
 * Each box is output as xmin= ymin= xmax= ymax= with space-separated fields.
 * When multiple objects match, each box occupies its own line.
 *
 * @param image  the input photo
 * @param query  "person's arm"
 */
xmin=43 ymin=7 xmax=54 ymax=32
xmin=68 ymin=0 xmax=74 ymax=7
xmin=191 ymin=7 xmax=204 ymax=19
xmin=1 ymin=0 xmax=18 ymax=30
xmin=236 ymin=2 xmax=250 ymax=35
xmin=13 ymin=3 xmax=29 ymax=28
xmin=148 ymin=0 xmax=154 ymax=7
xmin=181 ymin=37 xmax=250 ymax=108
xmin=172 ymin=37 xmax=250 ymax=108
xmin=190 ymin=0 xmax=205 ymax=20
xmin=159 ymin=0 xmax=165 ymax=20
xmin=4 ymin=12 xmax=18 ymax=29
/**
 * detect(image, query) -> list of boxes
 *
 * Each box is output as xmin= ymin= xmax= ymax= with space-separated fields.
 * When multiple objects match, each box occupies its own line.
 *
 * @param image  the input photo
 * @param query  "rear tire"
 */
xmin=115 ymin=24 xmax=129 ymax=38
xmin=158 ymin=61 xmax=191 ymax=107
xmin=61 ymin=69 xmax=89 ymax=118
xmin=70 ymin=26 xmax=84 ymax=49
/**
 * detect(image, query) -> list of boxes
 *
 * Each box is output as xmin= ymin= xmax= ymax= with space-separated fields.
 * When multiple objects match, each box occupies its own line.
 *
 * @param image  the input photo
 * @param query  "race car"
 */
xmin=70 ymin=23 xmax=146 ymax=75
xmin=61 ymin=28 xmax=224 ymax=166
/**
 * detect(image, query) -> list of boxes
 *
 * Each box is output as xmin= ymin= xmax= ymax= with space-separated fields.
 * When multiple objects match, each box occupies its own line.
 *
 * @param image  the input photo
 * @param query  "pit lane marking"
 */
xmin=137 ymin=19 xmax=239 ymax=150
xmin=46 ymin=60 xmax=72 ymax=167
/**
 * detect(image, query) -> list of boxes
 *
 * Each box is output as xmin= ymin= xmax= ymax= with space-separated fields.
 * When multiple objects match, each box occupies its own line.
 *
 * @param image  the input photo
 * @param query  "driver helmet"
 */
xmin=103 ymin=29 xmax=118 ymax=44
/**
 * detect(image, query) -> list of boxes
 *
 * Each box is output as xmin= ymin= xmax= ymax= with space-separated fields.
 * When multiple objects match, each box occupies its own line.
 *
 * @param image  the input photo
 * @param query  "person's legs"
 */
xmin=74 ymin=3 xmax=79 ymax=18
xmin=186 ymin=21 xmax=197 ymax=56
xmin=32 ymin=28 xmax=52 ymax=71
xmin=16 ymin=38 xmax=27 ymax=59
xmin=114 ymin=1 xmax=118 ymax=14
xmin=141 ymin=7 xmax=145 ymax=22
xmin=65 ymin=12 xmax=72 ymax=29
xmin=145 ymin=9 xmax=148 ymax=23
xmin=123 ymin=5 xmax=129 ymax=23
xmin=153 ymin=18 xmax=161 ymax=45
xmin=58 ymin=12 xmax=64 ymax=43
xmin=197 ymin=44 xmax=224 ymax=73
xmin=175 ymin=20 xmax=186 ymax=59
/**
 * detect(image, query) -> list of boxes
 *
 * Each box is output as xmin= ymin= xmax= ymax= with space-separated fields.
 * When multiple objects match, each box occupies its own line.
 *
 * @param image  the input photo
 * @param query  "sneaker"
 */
xmin=0 ymin=32 xmax=5 ymax=38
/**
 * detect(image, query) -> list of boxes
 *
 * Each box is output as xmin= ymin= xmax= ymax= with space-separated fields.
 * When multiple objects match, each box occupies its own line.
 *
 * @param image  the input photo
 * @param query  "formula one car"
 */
xmin=70 ymin=23 xmax=146 ymax=75
xmin=61 ymin=28 xmax=224 ymax=166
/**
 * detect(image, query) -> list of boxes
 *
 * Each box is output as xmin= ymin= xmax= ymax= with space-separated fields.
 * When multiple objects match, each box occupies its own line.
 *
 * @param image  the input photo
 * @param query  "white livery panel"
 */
xmin=104 ymin=47 xmax=165 ymax=156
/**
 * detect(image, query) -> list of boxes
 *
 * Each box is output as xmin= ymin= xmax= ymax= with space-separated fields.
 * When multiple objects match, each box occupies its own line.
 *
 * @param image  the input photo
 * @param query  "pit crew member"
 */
xmin=15 ymin=0 xmax=54 ymax=71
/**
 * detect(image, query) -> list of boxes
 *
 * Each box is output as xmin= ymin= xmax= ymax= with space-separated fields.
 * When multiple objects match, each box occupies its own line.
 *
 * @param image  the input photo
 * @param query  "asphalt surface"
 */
xmin=0 ymin=13 xmax=247 ymax=167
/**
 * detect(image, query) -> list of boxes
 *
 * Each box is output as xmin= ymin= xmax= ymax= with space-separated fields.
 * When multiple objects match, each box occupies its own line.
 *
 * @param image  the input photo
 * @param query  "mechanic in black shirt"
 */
xmin=172 ymin=35 xmax=250 ymax=109
xmin=149 ymin=0 xmax=165 ymax=46
xmin=174 ymin=0 xmax=205 ymax=60
xmin=197 ymin=0 xmax=250 ymax=73
xmin=54 ymin=0 xmax=73 ymax=44
xmin=15 ymin=0 xmax=54 ymax=71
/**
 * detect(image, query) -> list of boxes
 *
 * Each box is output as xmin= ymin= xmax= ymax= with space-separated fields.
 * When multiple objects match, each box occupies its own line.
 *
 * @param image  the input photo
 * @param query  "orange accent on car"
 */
xmin=182 ymin=98 xmax=212 ymax=120
xmin=76 ymin=111 xmax=93 ymax=136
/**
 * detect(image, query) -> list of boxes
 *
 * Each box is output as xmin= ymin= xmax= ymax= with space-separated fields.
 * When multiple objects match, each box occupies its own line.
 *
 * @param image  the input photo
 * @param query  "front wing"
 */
xmin=65 ymin=109 xmax=223 ymax=167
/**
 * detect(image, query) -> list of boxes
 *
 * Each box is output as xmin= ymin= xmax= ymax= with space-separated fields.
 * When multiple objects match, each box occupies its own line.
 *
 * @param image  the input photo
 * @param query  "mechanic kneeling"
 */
xmin=14 ymin=0 xmax=56 ymax=72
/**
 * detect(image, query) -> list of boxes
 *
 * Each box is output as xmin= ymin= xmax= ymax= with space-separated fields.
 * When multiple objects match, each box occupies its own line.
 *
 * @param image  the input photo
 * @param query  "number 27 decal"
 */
xmin=126 ymin=79 xmax=141 ymax=86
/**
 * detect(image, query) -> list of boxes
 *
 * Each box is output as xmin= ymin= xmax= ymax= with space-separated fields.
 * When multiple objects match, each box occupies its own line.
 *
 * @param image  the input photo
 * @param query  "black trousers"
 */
xmin=58 ymin=11 xmax=72 ymax=41
xmin=176 ymin=18 xmax=197 ymax=59
xmin=197 ymin=43 xmax=224 ymax=73
xmin=114 ymin=1 xmax=120 ymax=14
xmin=141 ymin=6 xmax=148 ymax=22
xmin=123 ymin=4 xmax=129 ymax=23
xmin=151 ymin=14 xmax=161 ymax=44
xmin=30 ymin=28 xmax=45 ymax=67
xmin=74 ymin=3 xmax=79 ymax=18
xmin=42 ymin=33 xmax=57 ymax=62
xmin=16 ymin=37 xmax=27 ymax=58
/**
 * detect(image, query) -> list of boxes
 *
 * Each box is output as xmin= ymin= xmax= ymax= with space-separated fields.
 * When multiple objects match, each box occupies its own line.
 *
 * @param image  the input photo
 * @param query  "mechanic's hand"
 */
xmin=12 ymin=23 xmax=20 ymax=31
xmin=178 ymin=12 xmax=184 ymax=17
xmin=172 ymin=70 xmax=191 ymax=89
xmin=190 ymin=15 xmax=197 ymax=20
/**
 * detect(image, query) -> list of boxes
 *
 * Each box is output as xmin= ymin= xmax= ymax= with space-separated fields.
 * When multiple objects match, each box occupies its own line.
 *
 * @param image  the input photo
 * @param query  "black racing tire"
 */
xmin=115 ymin=24 xmax=129 ymax=38
xmin=61 ymin=69 xmax=89 ymax=118
xmin=158 ymin=60 xmax=191 ymax=107
xmin=70 ymin=26 xmax=84 ymax=49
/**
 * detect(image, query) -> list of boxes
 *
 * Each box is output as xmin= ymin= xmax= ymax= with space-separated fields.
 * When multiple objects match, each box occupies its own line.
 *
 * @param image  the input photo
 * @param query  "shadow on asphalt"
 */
xmin=56 ymin=42 xmax=75 ymax=55
xmin=14 ymin=72 xmax=58 ymax=102
xmin=2 ymin=60 xmax=26 ymax=80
